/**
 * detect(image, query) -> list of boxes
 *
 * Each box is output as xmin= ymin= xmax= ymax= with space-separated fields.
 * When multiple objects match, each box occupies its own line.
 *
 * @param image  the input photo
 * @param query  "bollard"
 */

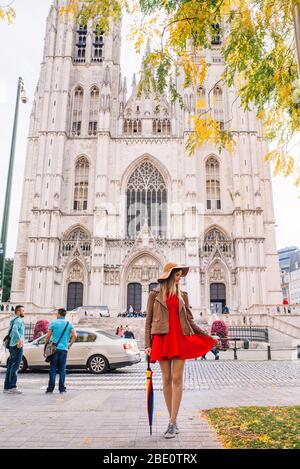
xmin=267 ymin=345 xmax=271 ymax=360
xmin=297 ymin=345 xmax=300 ymax=359
xmin=233 ymin=339 xmax=238 ymax=360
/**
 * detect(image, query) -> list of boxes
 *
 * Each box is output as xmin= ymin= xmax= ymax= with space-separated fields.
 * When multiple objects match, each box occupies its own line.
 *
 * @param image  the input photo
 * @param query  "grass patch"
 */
xmin=203 ymin=406 xmax=300 ymax=449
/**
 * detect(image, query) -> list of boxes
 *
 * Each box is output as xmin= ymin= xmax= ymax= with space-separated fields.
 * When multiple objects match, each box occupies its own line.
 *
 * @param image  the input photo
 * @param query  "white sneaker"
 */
xmin=7 ymin=388 xmax=22 ymax=394
xmin=163 ymin=423 xmax=177 ymax=439
xmin=164 ymin=421 xmax=179 ymax=435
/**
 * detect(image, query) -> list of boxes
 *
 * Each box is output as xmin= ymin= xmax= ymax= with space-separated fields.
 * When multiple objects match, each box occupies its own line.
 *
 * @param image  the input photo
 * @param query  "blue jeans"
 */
xmin=47 ymin=349 xmax=68 ymax=392
xmin=4 ymin=346 xmax=23 ymax=390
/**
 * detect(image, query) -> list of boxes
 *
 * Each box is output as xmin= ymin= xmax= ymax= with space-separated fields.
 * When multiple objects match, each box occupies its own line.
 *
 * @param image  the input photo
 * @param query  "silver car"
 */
xmin=0 ymin=328 xmax=141 ymax=374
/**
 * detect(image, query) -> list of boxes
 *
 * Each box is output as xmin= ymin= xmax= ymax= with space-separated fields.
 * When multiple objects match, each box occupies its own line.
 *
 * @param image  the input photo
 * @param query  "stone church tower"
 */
xmin=11 ymin=2 xmax=282 ymax=316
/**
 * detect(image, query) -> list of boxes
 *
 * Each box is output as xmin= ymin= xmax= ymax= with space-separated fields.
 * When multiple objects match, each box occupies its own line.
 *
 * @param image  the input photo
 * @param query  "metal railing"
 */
xmin=25 ymin=323 xmax=35 ymax=342
xmin=228 ymin=326 xmax=269 ymax=342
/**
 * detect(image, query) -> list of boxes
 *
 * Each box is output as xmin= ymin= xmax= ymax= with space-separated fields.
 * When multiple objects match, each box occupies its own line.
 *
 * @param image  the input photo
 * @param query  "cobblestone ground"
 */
xmin=0 ymin=361 xmax=299 ymax=449
xmin=3 ymin=360 xmax=299 ymax=391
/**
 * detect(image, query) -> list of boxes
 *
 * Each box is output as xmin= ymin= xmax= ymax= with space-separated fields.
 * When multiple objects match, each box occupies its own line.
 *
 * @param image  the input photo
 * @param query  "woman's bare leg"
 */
xmin=170 ymin=359 xmax=185 ymax=425
xmin=159 ymin=360 xmax=172 ymax=418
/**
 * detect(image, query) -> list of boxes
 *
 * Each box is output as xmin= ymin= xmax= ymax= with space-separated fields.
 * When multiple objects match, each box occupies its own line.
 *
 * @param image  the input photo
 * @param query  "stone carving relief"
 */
xmin=126 ymin=256 xmax=160 ymax=283
xmin=104 ymin=267 xmax=120 ymax=285
xmin=209 ymin=263 xmax=226 ymax=283
xmin=67 ymin=262 xmax=84 ymax=282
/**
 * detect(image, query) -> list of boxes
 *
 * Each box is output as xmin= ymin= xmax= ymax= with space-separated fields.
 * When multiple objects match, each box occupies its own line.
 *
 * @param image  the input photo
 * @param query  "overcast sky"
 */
xmin=0 ymin=0 xmax=299 ymax=258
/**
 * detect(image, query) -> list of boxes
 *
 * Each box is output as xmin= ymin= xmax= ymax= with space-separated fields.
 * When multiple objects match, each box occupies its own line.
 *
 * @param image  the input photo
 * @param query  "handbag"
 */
xmin=44 ymin=322 xmax=69 ymax=362
xmin=3 ymin=317 xmax=18 ymax=349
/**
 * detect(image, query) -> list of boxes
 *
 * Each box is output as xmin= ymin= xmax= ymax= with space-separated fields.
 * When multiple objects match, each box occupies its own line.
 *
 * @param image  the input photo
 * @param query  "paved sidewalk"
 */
xmin=0 ymin=384 xmax=300 ymax=449
xmin=0 ymin=390 xmax=222 ymax=449
xmin=1 ymin=360 xmax=299 ymax=391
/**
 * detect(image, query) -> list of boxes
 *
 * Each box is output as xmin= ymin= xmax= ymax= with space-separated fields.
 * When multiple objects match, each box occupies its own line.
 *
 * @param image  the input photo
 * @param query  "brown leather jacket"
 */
xmin=145 ymin=287 xmax=211 ymax=349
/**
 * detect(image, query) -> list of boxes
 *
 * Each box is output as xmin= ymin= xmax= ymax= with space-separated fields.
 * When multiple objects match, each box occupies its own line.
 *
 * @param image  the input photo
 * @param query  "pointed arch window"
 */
xmin=204 ymin=228 xmax=231 ymax=257
xmin=213 ymin=86 xmax=224 ymax=129
xmin=196 ymin=86 xmax=206 ymax=114
xmin=126 ymin=161 xmax=167 ymax=239
xmin=73 ymin=157 xmax=89 ymax=212
xmin=74 ymin=25 xmax=87 ymax=63
xmin=152 ymin=119 xmax=171 ymax=135
xmin=92 ymin=26 xmax=104 ymax=62
xmin=211 ymin=23 xmax=222 ymax=45
xmin=89 ymin=86 xmax=99 ymax=136
xmin=206 ymin=157 xmax=221 ymax=211
xmin=71 ymin=86 xmax=84 ymax=136
xmin=62 ymin=227 xmax=91 ymax=256
xmin=123 ymin=119 xmax=142 ymax=135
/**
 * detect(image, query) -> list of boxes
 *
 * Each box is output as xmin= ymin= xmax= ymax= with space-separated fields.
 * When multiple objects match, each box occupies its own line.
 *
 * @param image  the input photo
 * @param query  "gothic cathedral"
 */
xmin=11 ymin=2 xmax=282 ymax=316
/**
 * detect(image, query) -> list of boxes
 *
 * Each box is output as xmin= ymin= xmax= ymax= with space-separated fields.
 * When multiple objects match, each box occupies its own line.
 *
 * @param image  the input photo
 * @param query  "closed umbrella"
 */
xmin=146 ymin=354 xmax=154 ymax=435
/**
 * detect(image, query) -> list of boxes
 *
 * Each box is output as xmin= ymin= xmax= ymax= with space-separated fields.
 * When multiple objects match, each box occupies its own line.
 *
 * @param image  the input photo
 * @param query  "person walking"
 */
xmin=201 ymin=334 xmax=221 ymax=360
xmin=3 ymin=305 xmax=25 ymax=394
xmin=44 ymin=308 xmax=77 ymax=394
xmin=123 ymin=325 xmax=135 ymax=339
xmin=145 ymin=262 xmax=218 ymax=439
xmin=117 ymin=325 xmax=124 ymax=338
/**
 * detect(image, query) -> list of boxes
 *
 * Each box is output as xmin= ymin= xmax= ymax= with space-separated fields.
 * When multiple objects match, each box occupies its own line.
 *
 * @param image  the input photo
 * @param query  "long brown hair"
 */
xmin=160 ymin=268 xmax=184 ymax=301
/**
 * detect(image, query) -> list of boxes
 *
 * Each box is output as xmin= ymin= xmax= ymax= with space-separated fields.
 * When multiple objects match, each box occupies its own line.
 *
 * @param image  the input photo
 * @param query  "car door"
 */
xmin=67 ymin=330 xmax=97 ymax=366
xmin=94 ymin=331 xmax=125 ymax=363
xmin=27 ymin=335 xmax=47 ymax=367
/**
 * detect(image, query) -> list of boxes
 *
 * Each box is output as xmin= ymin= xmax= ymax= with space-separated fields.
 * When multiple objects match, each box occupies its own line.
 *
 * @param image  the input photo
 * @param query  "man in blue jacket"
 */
xmin=3 ymin=305 xmax=25 ymax=394
xmin=44 ymin=308 xmax=77 ymax=394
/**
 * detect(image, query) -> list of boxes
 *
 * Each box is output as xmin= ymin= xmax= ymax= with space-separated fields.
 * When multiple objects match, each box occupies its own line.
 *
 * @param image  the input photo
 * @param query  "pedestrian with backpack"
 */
xmin=3 ymin=305 xmax=25 ymax=394
xmin=44 ymin=308 xmax=77 ymax=394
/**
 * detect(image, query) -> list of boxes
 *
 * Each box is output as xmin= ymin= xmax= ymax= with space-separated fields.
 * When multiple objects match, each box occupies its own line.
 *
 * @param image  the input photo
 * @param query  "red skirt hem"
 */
xmin=150 ymin=334 xmax=216 ymax=363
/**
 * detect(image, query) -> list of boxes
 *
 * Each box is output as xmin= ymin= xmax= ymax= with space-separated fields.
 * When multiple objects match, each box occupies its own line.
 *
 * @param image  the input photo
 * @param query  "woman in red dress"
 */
xmin=145 ymin=262 xmax=217 ymax=439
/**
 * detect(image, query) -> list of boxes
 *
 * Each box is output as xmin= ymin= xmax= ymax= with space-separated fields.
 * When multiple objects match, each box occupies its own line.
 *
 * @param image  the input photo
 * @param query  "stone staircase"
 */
xmin=78 ymin=317 xmax=147 ymax=350
xmin=206 ymin=313 xmax=300 ymax=347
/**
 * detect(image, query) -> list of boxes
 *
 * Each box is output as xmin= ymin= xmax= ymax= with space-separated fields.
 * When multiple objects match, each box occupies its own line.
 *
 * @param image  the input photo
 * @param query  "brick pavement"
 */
xmin=0 ymin=360 xmax=299 ymax=449
xmin=3 ymin=360 xmax=299 ymax=391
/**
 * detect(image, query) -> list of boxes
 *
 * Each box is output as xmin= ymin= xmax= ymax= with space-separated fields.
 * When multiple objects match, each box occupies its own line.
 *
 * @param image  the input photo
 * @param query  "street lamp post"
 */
xmin=0 ymin=77 xmax=28 ymax=303
xmin=293 ymin=4 xmax=300 ymax=77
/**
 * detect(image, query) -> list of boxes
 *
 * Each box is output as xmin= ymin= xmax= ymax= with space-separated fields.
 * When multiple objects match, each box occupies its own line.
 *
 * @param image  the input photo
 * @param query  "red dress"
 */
xmin=150 ymin=294 xmax=216 ymax=363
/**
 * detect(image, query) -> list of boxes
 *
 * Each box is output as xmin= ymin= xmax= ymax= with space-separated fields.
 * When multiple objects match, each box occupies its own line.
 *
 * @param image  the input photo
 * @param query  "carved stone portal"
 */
xmin=68 ymin=262 xmax=84 ymax=282
xmin=126 ymin=256 xmax=160 ymax=283
xmin=209 ymin=263 xmax=226 ymax=283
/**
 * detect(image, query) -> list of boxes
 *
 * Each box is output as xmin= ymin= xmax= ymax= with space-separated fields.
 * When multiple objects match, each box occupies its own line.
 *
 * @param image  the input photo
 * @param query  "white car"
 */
xmin=0 ymin=328 xmax=141 ymax=374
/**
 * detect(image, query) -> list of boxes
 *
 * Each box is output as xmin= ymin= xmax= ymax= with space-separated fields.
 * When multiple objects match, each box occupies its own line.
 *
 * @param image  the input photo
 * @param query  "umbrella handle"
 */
xmin=147 ymin=353 xmax=150 ymax=370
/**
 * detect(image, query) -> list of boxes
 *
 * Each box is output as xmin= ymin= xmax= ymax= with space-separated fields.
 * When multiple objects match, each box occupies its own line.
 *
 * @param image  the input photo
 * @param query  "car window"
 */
xmin=76 ymin=331 xmax=97 ymax=343
xmin=96 ymin=330 xmax=120 ymax=340
xmin=37 ymin=336 xmax=46 ymax=345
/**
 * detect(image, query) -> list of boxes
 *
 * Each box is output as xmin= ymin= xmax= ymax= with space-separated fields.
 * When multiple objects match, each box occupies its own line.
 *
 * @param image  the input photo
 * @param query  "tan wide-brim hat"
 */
xmin=158 ymin=262 xmax=189 ymax=283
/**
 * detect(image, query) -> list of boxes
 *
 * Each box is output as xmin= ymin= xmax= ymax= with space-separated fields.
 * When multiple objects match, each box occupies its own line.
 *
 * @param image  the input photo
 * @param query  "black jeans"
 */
xmin=4 ymin=346 xmax=23 ymax=390
xmin=47 ymin=350 xmax=68 ymax=392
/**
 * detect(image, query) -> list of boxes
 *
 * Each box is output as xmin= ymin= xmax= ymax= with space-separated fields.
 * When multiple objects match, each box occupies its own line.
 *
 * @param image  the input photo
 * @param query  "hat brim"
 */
xmin=158 ymin=266 xmax=189 ymax=283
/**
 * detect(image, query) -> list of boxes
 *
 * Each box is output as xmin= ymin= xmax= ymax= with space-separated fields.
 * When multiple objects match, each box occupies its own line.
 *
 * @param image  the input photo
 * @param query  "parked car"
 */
xmin=0 ymin=328 xmax=140 ymax=374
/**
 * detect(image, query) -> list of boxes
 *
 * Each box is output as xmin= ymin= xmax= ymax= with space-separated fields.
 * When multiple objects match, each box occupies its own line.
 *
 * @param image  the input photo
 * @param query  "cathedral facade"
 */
xmin=11 ymin=3 xmax=282 ymax=316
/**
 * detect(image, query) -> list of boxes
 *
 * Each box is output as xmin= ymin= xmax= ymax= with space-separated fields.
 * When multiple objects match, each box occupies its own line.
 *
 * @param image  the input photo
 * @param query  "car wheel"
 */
xmin=19 ymin=356 xmax=28 ymax=373
xmin=87 ymin=354 xmax=109 ymax=374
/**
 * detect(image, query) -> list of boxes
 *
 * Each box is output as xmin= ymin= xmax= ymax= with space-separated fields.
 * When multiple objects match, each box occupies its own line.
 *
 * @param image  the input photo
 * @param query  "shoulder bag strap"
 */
xmin=54 ymin=322 xmax=69 ymax=347
xmin=7 ymin=317 xmax=18 ymax=337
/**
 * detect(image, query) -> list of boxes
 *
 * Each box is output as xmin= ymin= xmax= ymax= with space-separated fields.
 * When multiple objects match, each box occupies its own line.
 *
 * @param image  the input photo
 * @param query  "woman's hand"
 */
xmin=145 ymin=347 xmax=151 ymax=356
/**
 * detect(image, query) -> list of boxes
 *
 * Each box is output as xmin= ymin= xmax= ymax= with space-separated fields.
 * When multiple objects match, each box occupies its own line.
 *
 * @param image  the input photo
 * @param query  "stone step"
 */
xmin=78 ymin=317 xmax=146 ymax=349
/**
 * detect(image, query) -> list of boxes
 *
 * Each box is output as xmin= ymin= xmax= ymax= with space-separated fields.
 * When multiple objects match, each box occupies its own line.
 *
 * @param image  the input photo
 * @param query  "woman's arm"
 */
xmin=182 ymin=292 xmax=213 ymax=337
xmin=145 ymin=291 xmax=155 ymax=349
